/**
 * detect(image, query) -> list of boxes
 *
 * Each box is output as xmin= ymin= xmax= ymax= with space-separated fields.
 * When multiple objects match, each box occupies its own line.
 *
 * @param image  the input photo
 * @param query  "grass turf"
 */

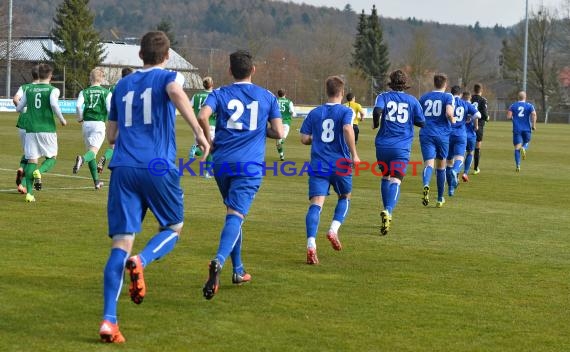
xmin=0 ymin=112 xmax=568 ymax=351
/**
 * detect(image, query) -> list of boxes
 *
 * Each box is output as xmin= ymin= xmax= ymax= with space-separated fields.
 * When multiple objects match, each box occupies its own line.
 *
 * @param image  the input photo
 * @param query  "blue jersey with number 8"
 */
xmin=108 ymin=67 xmax=183 ymax=170
xmin=300 ymin=103 xmax=353 ymax=173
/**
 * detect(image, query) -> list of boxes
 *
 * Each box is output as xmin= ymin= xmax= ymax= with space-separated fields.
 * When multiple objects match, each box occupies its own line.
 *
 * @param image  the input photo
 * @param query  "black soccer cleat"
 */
xmin=97 ymin=156 xmax=107 ymax=174
xmin=203 ymin=259 xmax=222 ymax=300
xmin=73 ymin=155 xmax=84 ymax=174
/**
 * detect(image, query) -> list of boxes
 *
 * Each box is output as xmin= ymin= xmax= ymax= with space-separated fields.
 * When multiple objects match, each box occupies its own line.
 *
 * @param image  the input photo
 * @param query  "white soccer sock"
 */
xmin=330 ymin=220 xmax=341 ymax=234
xmin=307 ymin=237 xmax=316 ymax=249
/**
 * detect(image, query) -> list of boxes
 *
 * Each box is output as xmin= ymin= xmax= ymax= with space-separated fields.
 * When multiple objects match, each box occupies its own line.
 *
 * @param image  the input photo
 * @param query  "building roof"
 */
xmin=3 ymin=37 xmax=197 ymax=71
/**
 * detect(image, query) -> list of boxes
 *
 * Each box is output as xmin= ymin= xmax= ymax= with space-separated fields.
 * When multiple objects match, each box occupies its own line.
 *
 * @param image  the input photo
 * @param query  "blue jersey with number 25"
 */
xmin=108 ymin=67 xmax=183 ymax=169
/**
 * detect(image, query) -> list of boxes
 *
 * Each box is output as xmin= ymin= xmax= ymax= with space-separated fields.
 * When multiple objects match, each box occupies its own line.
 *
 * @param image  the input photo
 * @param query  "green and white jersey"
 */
xmin=191 ymin=90 xmax=216 ymax=126
xmin=278 ymin=97 xmax=294 ymax=125
xmin=25 ymin=83 xmax=59 ymax=133
xmin=15 ymin=83 xmax=35 ymax=130
xmin=78 ymin=85 xmax=111 ymax=122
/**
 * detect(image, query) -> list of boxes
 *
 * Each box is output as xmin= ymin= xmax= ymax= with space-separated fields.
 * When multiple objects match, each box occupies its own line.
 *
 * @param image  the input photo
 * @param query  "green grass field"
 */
xmin=0 ymin=111 xmax=568 ymax=352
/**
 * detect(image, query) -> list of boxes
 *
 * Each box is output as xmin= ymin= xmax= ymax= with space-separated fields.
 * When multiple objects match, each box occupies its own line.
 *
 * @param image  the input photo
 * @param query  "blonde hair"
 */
xmin=90 ymin=68 xmax=105 ymax=85
xmin=203 ymin=76 xmax=214 ymax=90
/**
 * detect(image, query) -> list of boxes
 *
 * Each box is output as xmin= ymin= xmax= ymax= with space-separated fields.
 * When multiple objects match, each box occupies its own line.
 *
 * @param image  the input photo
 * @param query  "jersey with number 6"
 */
xmin=419 ymin=91 xmax=454 ymax=137
xmin=25 ymin=83 xmax=59 ymax=133
xmin=374 ymin=91 xmax=424 ymax=151
xmin=509 ymin=101 xmax=535 ymax=133
xmin=204 ymin=82 xmax=281 ymax=165
xmin=300 ymin=103 xmax=353 ymax=173
xmin=108 ymin=67 xmax=184 ymax=169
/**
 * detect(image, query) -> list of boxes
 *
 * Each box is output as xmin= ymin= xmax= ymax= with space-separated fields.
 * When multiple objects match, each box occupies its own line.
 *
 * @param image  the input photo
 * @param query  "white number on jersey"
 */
xmin=34 ymin=93 xmax=42 ymax=109
xmin=424 ymin=99 xmax=442 ymax=117
xmin=472 ymin=101 xmax=479 ymax=110
xmin=455 ymin=106 xmax=465 ymax=122
xmin=123 ymin=88 xmax=152 ymax=127
xmin=321 ymin=118 xmax=335 ymax=142
xmin=227 ymin=99 xmax=259 ymax=131
xmin=386 ymin=101 xmax=409 ymax=123
xmin=517 ymin=106 xmax=525 ymax=117
xmin=88 ymin=92 xmax=101 ymax=109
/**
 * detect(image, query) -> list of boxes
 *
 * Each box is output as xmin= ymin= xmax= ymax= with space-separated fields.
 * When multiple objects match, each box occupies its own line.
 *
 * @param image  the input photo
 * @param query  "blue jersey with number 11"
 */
xmin=374 ymin=91 xmax=424 ymax=151
xmin=205 ymin=82 xmax=281 ymax=165
xmin=108 ymin=67 xmax=183 ymax=170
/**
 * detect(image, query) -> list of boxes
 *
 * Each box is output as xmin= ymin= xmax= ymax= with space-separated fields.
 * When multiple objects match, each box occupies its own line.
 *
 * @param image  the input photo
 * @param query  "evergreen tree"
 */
xmin=351 ymin=5 xmax=390 ymax=91
xmin=44 ymin=0 xmax=105 ymax=97
xmin=156 ymin=19 xmax=178 ymax=50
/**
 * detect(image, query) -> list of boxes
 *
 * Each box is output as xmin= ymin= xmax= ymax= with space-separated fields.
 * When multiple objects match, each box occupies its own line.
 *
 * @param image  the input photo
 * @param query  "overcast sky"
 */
xmin=289 ymin=0 xmax=566 ymax=27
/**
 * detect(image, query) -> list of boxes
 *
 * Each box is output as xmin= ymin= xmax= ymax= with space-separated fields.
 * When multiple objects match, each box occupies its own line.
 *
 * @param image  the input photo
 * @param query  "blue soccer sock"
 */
xmin=453 ymin=159 xmax=463 ymax=174
xmin=464 ymin=154 xmax=473 ymax=174
xmin=423 ymin=165 xmax=433 ymax=187
xmin=330 ymin=198 xmax=350 ymax=234
xmin=385 ymin=181 xmax=401 ymax=214
xmin=306 ymin=204 xmax=322 ymax=240
xmin=103 ymin=248 xmax=128 ymax=324
xmin=230 ymin=228 xmax=244 ymax=274
xmin=445 ymin=166 xmax=453 ymax=188
xmin=215 ymin=214 xmax=244 ymax=266
xmin=139 ymin=229 xmax=179 ymax=268
xmin=436 ymin=169 xmax=446 ymax=201
xmin=523 ymin=142 xmax=529 ymax=150
xmin=381 ymin=178 xmax=390 ymax=209
xmin=514 ymin=149 xmax=521 ymax=166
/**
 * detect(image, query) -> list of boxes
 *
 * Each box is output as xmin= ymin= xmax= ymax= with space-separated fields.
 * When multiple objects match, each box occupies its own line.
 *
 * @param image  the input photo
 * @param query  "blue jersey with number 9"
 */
xmin=205 ymin=82 xmax=281 ymax=165
xmin=300 ymin=103 xmax=353 ymax=173
xmin=108 ymin=67 xmax=183 ymax=169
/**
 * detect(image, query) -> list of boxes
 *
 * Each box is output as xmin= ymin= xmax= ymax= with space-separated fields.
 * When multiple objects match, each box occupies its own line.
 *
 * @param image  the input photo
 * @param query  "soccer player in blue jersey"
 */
xmin=300 ymin=76 xmax=359 ymax=264
xmin=506 ymin=91 xmax=537 ymax=172
xmin=373 ymin=70 xmax=424 ymax=235
xmin=461 ymin=91 xmax=479 ymax=182
xmin=198 ymin=50 xmax=283 ymax=299
xmin=419 ymin=73 xmax=455 ymax=208
xmin=446 ymin=86 xmax=480 ymax=195
xmin=99 ymin=31 xmax=209 ymax=343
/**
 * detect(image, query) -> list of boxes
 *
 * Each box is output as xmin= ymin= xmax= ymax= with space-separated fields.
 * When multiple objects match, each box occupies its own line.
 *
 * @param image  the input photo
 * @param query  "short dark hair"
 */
xmin=121 ymin=67 xmax=134 ymax=78
xmin=462 ymin=91 xmax=471 ymax=100
xmin=140 ymin=31 xmax=170 ymax=65
xmin=451 ymin=85 xmax=462 ymax=95
xmin=325 ymin=76 xmax=345 ymax=98
xmin=434 ymin=73 xmax=447 ymax=89
xmin=387 ymin=70 xmax=410 ymax=91
xmin=473 ymin=83 xmax=482 ymax=94
xmin=346 ymin=92 xmax=355 ymax=101
xmin=38 ymin=63 xmax=53 ymax=80
xmin=31 ymin=64 xmax=40 ymax=80
xmin=229 ymin=50 xmax=253 ymax=80
xmin=277 ymin=89 xmax=285 ymax=97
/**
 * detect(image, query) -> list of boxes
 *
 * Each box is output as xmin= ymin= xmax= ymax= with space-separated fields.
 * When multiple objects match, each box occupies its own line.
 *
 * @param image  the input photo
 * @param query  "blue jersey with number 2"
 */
xmin=108 ymin=67 xmax=183 ymax=169
xmin=205 ymin=82 xmax=281 ymax=165
xmin=300 ymin=103 xmax=353 ymax=172
xmin=509 ymin=101 xmax=535 ymax=132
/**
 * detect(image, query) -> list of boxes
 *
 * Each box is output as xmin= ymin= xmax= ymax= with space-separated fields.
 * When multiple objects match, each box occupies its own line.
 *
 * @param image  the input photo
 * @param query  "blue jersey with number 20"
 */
xmin=419 ymin=91 xmax=454 ymax=137
xmin=108 ymin=67 xmax=183 ymax=169
xmin=205 ymin=82 xmax=281 ymax=165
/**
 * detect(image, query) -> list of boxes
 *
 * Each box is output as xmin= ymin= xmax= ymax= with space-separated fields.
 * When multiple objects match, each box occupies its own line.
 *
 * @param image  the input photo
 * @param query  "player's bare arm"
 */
xmin=266 ymin=117 xmax=284 ymax=139
xmin=446 ymin=104 xmax=456 ymax=124
xmin=300 ymin=133 xmax=312 ymax=145
xmin=342 ymin=123 xmax=360 ymax=163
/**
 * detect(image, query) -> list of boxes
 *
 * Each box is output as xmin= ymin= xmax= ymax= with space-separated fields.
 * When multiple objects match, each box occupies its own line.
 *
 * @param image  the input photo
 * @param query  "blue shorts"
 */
xmin=214 ymin=164 xmax=261 ymax=215
xmin=466 ymin=135 xmax=476 ymax=153
xmin=447 ymin=134 xmax=467 ymax=160
xmin=513 ymin=131 xmax=532 ymax=146
xmin=375 ymin=147 xmax=410 ymax=177
xmin=308 ymin=173 xmax=352 ymax=198
xmin=420 ymin=134 xmax=449 ymax=161
xmin=108 ymin=167 xmax=184 ymax=236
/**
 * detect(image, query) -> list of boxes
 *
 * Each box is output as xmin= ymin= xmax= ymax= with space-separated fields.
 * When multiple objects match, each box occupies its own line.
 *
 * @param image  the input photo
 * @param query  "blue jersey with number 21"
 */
xmin=108 ymin=67 xmax=183 ymax=169
xmin=205 ymin=82 xmax=281 ymax=165
xmin=300 ymin=103 xmax=353 ymax=173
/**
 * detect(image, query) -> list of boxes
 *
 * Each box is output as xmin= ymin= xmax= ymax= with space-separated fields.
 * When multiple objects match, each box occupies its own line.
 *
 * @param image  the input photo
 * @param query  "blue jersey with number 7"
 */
xmin=300 ymin=103 xmax=353 ymax=173
xmin=205 ymin=82 xmax=281 ymax=165
xmin=108 ymin=67 xmax=183 ymax=169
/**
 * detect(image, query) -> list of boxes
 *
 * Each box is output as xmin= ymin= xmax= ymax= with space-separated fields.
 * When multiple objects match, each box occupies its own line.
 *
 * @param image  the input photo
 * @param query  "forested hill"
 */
xmin=3 ymin=0 xmax=511 ymax=103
